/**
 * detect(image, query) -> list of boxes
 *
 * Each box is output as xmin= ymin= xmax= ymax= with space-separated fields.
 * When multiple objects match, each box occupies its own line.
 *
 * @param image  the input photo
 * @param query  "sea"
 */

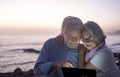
xmin=0 ymin=34 xmax=120 ymax=73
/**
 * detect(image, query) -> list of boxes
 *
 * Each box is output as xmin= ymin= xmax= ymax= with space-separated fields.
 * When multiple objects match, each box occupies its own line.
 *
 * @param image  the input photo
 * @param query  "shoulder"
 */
xmin=42 ymin=38 xmax=56 ymax=48
xmin=92 ymin=45 xmax=113 ymax=60
xmin=44 ymin=37 xmax=62 ymax=47
xmin=90 ymin=45 xmax=115 ymax=72
xmin=91 ymin=45 xmax=113 ymax=61
xmin=44 ymin=38 xmax=56 ymax=45
xmin=96 ymin=45 xmax=113 ymax=56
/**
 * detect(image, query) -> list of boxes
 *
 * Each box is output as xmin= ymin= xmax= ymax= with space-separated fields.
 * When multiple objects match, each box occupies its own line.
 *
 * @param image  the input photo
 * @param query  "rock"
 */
xmin=23 ymin=48 xmax=40 ymax=53
xmin=113 ymin=53 xmax=120 ymax=69
xmin=24 ymin=69 xmax=34 ymax=76
xmin=0 ymin=68 xmax=35 ymax=77
xmin=13 ymin=68 xmax=23 ymax=75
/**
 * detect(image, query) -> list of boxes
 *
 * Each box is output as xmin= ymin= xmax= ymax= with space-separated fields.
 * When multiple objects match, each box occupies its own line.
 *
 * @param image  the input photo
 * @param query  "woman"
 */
xmin=82 ymin=21 xmax=120 ymax=77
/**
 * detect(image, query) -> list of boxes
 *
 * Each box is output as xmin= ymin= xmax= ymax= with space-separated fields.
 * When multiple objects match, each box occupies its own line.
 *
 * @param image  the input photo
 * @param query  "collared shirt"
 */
xmin=64 ymin=44 xmax=79 ymax=68
xmin=34 ymin=38 xmax=79 ymax=77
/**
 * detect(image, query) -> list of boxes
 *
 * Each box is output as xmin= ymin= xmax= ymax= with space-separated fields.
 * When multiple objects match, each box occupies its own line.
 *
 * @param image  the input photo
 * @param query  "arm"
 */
xmin=78 ymin=44 xmax=86 ymax=68
xmin=34 ymin=39 xmax=54 ymax=75
xmin=34 ymin=39 xmax=67 ymax=75
xmin=49 ymin=61 xmax=67 ymax=73
xmin=84 ymin=62 xmax=100 ymax=72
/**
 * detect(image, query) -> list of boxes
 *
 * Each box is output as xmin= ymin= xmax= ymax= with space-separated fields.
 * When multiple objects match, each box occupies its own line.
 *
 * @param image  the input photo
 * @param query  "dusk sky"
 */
xmin=0 ymin=0 xmax=120 ymax=34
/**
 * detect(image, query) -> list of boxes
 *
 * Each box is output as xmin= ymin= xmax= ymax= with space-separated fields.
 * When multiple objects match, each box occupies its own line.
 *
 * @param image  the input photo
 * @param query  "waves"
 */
xmin=0 ymin=35 xmax=52 ymax=72
xmin=0 ymin=49 xmax=39 ymax=72
xmin=0 ymin=42 xmax=42 ymax=47
xmin=112 ymin=43 xmax=120 ymax=46
xmin=0 ymin=61 xmax=35 ymax=68
xmin=108 ymin=43 xmax=120 ymax=53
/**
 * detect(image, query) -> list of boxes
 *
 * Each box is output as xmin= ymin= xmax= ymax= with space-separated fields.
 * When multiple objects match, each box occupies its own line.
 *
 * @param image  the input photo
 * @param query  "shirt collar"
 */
xmin=64 ymin=43 xmax=78 ymax=51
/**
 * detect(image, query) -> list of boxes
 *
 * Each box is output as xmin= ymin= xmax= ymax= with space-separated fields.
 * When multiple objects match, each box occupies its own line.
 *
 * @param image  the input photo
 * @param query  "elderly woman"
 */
xmin=82 ymin=21 xmax=120 ymax=77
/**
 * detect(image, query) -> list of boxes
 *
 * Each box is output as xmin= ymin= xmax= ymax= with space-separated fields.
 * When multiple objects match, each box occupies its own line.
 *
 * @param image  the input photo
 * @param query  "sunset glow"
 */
xmin=0 ymin=0 xmax=120 ymax=34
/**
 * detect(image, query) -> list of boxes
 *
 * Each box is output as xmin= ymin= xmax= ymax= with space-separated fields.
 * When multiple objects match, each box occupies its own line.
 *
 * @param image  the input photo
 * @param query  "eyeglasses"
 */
xmin=82 ymin=36 xmax=94 ymax=43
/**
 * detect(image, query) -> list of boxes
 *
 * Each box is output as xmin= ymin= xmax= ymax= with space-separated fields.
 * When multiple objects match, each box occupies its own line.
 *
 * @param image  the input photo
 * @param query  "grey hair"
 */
xmin=83 ymin=21 xmax=106 ymax=44
xmin=63 ymin=24 xmax=82 ymax=35
xmin=61 ymin=16 xmax=83 ymax=32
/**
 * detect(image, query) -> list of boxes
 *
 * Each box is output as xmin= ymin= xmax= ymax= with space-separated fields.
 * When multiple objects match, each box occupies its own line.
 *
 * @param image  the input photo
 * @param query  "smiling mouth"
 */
xmin=86 ymin=45 xmax=91 ymax=47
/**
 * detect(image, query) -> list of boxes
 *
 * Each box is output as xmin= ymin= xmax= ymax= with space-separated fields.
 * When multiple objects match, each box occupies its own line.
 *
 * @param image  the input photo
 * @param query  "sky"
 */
xmin=0 ymin=0 xmax=120 ymax=35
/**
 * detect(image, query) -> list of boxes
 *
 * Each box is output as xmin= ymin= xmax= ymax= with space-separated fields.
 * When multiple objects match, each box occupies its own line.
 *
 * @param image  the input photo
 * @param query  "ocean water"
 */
xmin=0 ymin=34 xmax=55 ymax=73
xmin=0 ymin=34 xmax=120 ymax=73
xmin=106 ymin=34 xmax=120 ymax=53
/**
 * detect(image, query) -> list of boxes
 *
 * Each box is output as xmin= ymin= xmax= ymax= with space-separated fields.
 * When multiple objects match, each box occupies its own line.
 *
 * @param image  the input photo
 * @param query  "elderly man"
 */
xmin=34 ymin=16 xmax=85 ymax=77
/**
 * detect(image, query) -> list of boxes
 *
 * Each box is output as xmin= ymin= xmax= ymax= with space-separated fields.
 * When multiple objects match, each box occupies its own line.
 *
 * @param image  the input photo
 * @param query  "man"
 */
xmin=34 ymin=16 xmax=85 ymax=77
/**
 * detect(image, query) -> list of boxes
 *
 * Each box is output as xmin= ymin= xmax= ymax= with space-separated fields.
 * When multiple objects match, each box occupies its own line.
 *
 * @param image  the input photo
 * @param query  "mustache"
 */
xmin=66 ymin=41 xmax=79 ymax=48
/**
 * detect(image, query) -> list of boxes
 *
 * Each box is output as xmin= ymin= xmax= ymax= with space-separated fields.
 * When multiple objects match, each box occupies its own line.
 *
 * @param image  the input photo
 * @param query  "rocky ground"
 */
xmin=0 ymin=68 xmax=35 ymax=77
xmin=0 ymin=50 xmax=119 ymax=77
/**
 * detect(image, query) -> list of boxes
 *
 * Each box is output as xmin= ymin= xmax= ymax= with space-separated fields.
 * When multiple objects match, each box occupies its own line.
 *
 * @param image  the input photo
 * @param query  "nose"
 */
xmin=71 ymin=37 xmax=79 ymax=42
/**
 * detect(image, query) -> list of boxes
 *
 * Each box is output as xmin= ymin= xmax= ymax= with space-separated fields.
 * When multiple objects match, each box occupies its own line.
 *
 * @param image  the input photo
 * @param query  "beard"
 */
xmin=66 ymin=41 xmax=79 ymax=49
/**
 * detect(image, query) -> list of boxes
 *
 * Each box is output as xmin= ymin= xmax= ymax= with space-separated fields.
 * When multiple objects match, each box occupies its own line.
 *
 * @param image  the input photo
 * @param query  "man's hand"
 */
xmin=49 ymin=61 xmax=66 ymax=73
xmin=52 ymin=61 xmax=66 ymax=68
xmin=62 ymin=61 xmax=74 ymax=68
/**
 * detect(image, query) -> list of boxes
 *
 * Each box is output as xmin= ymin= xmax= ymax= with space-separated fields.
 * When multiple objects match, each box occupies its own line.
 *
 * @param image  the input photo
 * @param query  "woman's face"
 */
xmin=82 ymin=31 xmax=97 ymax=50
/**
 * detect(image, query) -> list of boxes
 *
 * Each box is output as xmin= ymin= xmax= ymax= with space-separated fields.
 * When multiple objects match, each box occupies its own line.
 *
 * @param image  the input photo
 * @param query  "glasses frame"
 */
xmin=82 ymin=36 xmax=94 ymax=43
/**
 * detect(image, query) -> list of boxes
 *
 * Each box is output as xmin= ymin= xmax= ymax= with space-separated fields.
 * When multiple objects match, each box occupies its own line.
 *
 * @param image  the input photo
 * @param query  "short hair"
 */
xmin=83 ymin=21 xmax=106 ymax=44
xmin=63 ymin=24 xmax=82 ymax=35
xmin=61 ymin=16 xmax=83 ymax=32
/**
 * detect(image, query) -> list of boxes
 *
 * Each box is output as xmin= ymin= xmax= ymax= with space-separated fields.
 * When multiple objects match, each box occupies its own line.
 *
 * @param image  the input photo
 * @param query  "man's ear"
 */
xmin=55 ymin=34 xmax=64 ymax=46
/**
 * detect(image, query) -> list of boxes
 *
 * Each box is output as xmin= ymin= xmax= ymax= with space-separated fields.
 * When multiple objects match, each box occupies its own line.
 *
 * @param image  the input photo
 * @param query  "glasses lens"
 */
xmin=82 ymin=36 xmax=94 ymax=42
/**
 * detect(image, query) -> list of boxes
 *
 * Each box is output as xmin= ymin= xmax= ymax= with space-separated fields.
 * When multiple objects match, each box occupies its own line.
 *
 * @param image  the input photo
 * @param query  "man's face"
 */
xmin=64 ymin=29 xmax=81 ymax=48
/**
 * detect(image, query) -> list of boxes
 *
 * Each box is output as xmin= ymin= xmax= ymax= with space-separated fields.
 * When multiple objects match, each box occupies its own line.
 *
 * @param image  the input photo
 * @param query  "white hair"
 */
xmin=61 ymin=16 xmax=83 ymax=32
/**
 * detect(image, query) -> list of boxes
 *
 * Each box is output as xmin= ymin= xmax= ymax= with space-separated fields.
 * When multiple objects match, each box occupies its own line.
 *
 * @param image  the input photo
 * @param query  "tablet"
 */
xmin=62 ymin=67 xmax=96 ymax=77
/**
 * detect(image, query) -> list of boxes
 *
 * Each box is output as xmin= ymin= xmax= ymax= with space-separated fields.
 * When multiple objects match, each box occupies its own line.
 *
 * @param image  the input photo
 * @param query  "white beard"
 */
xmin=66 ymin=41 xmax=79 ymax=49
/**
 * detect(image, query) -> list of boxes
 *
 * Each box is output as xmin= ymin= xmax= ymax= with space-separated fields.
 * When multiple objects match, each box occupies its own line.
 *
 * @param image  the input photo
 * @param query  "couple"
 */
xmin=34 ymin=16 xmax=120 ymax=77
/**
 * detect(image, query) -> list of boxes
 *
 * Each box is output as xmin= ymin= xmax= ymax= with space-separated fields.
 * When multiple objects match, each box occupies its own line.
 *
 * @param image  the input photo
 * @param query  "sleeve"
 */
xmin=34 ymin=39 xmax=54 ymax=75
xmin=90 ymin=50 xmax=113 ymax=72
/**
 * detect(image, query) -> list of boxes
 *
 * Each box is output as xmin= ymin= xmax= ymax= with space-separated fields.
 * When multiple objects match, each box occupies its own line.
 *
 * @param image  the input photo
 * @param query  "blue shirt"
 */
xmin=34 ymin=38 xmax=79 ymax=77
xmin=64 ymin=44 xmax=79 ymax=68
